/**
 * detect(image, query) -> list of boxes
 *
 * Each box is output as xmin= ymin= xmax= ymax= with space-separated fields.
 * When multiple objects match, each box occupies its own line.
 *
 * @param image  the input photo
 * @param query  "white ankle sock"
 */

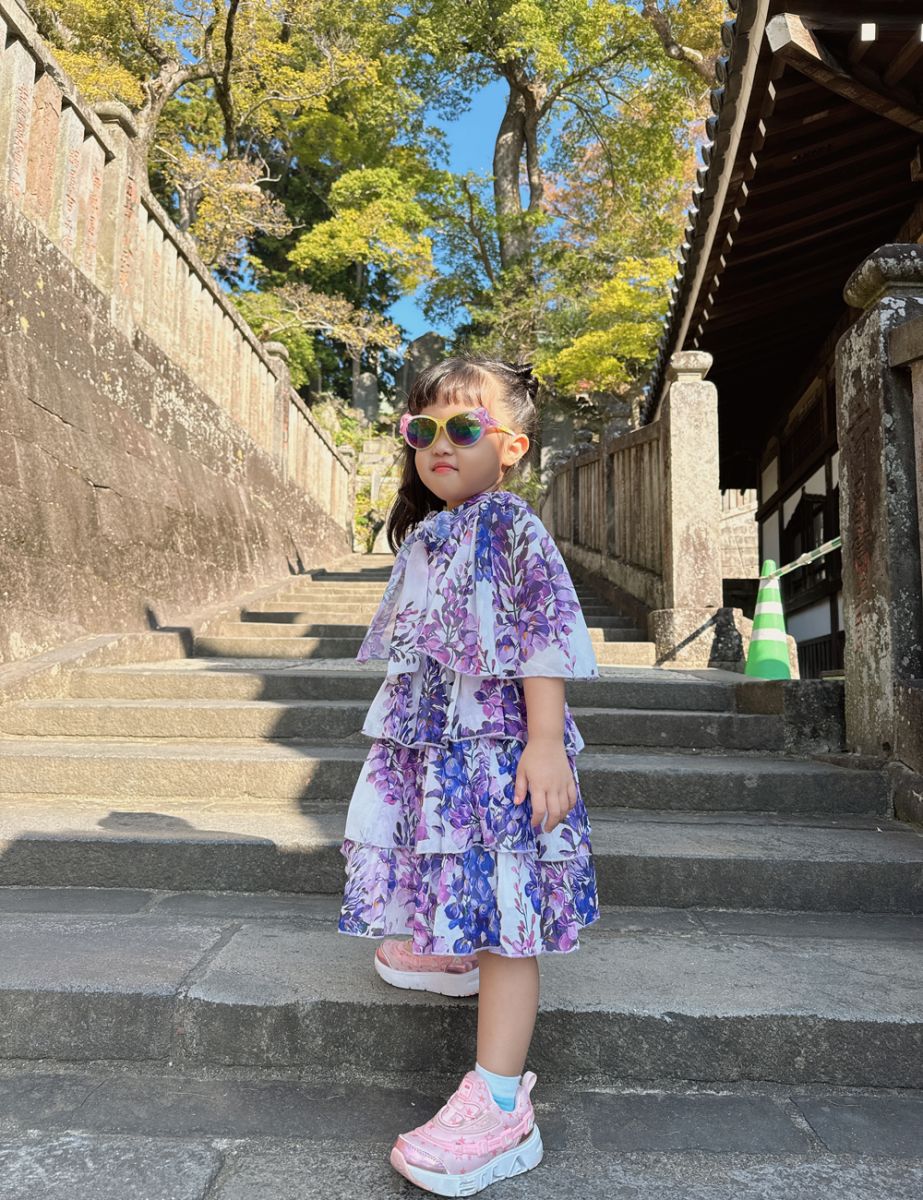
xmin=474 ymin=1061 xmax=521 ymax=1112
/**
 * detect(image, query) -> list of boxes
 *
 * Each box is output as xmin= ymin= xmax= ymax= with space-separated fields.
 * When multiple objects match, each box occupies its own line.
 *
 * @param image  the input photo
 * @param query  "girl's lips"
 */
xmin=432 ymin=464 xmax=456 ymax=472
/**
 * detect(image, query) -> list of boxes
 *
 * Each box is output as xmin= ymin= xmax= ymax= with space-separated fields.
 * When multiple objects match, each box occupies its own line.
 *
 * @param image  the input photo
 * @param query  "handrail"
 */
xmin=767 ymin=536 xmax=842 ymax=580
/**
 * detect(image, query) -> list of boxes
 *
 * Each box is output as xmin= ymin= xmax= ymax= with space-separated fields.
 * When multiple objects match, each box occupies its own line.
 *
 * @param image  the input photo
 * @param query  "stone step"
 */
xmin=0 ymin=890 xmax=919 ymax=1087
xmin=244 ymin=604 xmax=637 ymax=627
xmin=278 ymin=583 xmax=389 ymax=595
xmin=193 ymin=635 xmax=366 ymax=658
xmin=278 ymin=582 xmax=620 ymax=602
xmin=65 ymin=662 xmax=740 ymax=711
xmin=244 ymin=604 xmax=386 ymax=621
xmin=0 ymin=803 xmax=916 ymax=909
xmin=298 ymin=569 xmax=392 ymax=577
xmin=219 ymin=621 xmax=372 ymax=638
xmin=192 ymin=634 xmax=659 ymax=663
xmin=267 ymin=586 xmax=640 ymax=628
xmin=207 ymin=620 xmax=650 ymax=644
xmin=594 ymin=641 xmax=658 ymax=665
xmin=0 ymin=697 xmax=784 ymax=751
xmin=2 ymin=1078 xmax=922 ymax=1200
xmin=0 ymin=737 xmax=885 ymax=813
xmin=295 ymin=580 xmax=389 ymax=591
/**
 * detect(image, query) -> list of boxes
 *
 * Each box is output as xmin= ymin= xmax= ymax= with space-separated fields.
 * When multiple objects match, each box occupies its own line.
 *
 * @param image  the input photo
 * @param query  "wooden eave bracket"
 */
xmin=766 ymin=13 xmax=923 ymax=135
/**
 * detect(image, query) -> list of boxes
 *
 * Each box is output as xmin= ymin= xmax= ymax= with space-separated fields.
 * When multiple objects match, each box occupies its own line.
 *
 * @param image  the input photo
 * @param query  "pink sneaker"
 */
xmin=390 ymin=1068 xmax=543 ymax=1196
xmin=374 ymin=938 xmax=480 ymax=997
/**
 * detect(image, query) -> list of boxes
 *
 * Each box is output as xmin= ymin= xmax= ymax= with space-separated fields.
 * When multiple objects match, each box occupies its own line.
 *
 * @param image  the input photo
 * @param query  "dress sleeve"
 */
xmin=358 ymin=495 xmax=600 ymax=679
xmin=414 ymin=496 xmax=600 ymax=678
xmin=482 ymin=501 xmax=600 ymax=679
xmin=354 ymin=533 xmax=420 ymax=665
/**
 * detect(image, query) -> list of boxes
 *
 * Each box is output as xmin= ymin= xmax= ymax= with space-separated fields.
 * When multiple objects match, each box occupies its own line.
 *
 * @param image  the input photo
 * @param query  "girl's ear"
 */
xmin=502 ymin=432 xmax=530 ymax=467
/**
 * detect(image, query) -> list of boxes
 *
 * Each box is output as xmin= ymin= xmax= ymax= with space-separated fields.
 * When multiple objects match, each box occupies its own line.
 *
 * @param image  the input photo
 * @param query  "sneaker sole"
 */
xmin=374 ymin=952 xmax=480 ymax=997
xmin=390 ymin=1124 xmax=543 ymax=1196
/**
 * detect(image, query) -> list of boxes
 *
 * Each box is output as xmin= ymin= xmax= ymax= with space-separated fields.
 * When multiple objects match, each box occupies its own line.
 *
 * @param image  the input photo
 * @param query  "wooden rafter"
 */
xmin=704 ymin=242 xmax=888 ymax=325
xmin=883 ymin=32 xmax=923 ymax=89
xmin=760 ymin=120 xmax=909 ymax=175
xmin=846 ymin=29 xmax=874 ymax=68
xmin=733 ymin=178 xmax=904 ymax=240
xmin=766 ymin=13 xmax=923 ymax=134
xmin=752 ymin=134 xmax=910 ymax=197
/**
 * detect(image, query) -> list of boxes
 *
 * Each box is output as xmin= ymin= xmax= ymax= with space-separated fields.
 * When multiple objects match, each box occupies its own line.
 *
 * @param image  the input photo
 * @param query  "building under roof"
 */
xmin=645 ymin=0 xmax=923 ymax=483
xmin=644 ymin=0 xmax=923 ymax=675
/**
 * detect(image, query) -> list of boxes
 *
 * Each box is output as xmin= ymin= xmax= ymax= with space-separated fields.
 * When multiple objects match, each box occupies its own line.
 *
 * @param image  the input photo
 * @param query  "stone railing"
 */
xmin=542 ymin=351 xmax=729 ymax=665
xmin=540 ymin=352 xmax=798 ymax=672
xmin=0 ymin=0 xmax=350 ymax=525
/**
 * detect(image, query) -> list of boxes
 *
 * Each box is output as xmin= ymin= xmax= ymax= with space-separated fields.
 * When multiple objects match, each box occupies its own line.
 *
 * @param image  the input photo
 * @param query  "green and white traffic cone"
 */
xmin=744 ymin=559 xmax=791 ymax=679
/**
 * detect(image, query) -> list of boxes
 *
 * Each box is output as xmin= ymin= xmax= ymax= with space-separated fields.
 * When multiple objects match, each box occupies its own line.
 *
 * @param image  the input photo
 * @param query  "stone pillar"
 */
xmin=48 ymin=102 xmax=84 ymax=256
xmin=569 ymin=454 xmax=577 ymax=545
xmin=0 ymin=34 xmax=36 ymax=204
xmin=354 ymin=371 xmax=379 ymax=423
xmin=648 ymin=350 xmax=724 ymax=666
xmin=91 ymin=102 xmax=140 ymax=335
xmin=836 ymin=244 xmax=923 ymax=757
xmin=264 ymin=341 xmax=291 ymax=480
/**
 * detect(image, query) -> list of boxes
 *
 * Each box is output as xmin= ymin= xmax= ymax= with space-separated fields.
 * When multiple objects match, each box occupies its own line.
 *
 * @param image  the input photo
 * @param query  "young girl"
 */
xmin=337 ymin=354 xmax=600 ymax=1196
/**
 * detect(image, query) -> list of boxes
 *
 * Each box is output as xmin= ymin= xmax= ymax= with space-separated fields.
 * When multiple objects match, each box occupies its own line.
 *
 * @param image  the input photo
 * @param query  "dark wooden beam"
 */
xmin=883 ymin=33 xmax=923 ymax=89
xmin=749 ymin=134 xmax=910 ymax=197
xmin=733 ymin=179 xmax=906 ymax=243
xmin=766 ymin=13 xmax=923 ymax=134
xmin=720 ymin=201 xmax=908 ymax=267
xmin=697 ymin=231 xmax=902 ymax=330
xmin=846 ymin=29 xmax=874 ymax=68
xmin=703 ymin=285 xmax=849 ymax=331
xmin=764 ymin=97 xmax=862 ymax=141
xmin=756 ymin=120 xmax=910 ymax=176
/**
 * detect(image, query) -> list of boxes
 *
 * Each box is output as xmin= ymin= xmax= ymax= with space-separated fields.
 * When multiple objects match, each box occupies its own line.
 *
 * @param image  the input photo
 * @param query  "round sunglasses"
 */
xmin=399 ymin=406 xmax=518 ymax=450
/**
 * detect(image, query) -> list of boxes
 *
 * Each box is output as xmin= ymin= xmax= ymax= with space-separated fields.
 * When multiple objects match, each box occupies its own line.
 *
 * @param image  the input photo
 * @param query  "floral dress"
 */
xmin=337 ymin=486 xmax=601 ymax=957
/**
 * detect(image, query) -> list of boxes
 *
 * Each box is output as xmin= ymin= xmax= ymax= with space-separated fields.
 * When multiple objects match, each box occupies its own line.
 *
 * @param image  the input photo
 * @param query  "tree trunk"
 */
xmin=351 ymin=260 xmax=364 ymax=404
xmin=493 ymin=89 xmax=530 ymax=270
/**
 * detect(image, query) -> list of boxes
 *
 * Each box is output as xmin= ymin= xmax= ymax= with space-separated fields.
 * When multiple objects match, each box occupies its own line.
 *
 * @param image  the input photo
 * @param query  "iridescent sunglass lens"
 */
xmin=405 ymin=416 xmax=437 ymax=448
xmin=446 ymin=412 xmax=483 ymax=446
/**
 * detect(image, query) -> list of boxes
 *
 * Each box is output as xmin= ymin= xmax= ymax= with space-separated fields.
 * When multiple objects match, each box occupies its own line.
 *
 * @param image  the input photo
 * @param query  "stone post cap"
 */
xmin=92 ymin=102 xmax=139 ymax=139
xmin=263 ymin=341 xmax=290 ymax=362
xmin=844 ymin=244 xmax=923 ymax=310
xmin=666 ymin=350 xmax=713 ymax=383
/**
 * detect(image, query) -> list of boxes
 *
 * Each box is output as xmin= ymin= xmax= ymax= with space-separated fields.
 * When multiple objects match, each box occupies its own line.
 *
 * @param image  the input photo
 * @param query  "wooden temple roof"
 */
xmin=642 ymin=1 xmax=923 ymax=488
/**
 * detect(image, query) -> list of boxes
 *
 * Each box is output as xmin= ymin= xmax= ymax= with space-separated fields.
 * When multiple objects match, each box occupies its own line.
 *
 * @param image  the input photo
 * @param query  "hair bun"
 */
xmin=511 ymin=361 xmax=539 ymax=400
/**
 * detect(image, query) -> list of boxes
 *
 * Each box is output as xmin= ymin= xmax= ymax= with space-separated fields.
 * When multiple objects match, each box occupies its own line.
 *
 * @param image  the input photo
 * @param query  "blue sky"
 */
xmin=386 ymin=79 xmax=509 ymax=350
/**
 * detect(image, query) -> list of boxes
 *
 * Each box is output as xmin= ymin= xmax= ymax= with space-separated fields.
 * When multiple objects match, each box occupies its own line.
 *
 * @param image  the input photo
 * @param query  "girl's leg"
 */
xmin=475 ymin=949 xmax=539 ymax=1076
xmin=389 ymin=948 xmax=544 ymax=1188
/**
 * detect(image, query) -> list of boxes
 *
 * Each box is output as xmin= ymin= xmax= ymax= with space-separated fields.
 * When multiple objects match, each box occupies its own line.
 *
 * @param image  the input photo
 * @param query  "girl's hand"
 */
xmin=513 ymin=736 xmax=577 ymax=834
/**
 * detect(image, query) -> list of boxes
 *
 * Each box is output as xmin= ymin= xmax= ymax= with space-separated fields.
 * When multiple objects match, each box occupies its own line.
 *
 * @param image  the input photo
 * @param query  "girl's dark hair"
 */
xmin=386 ymin=355 xmax=540 ymax=552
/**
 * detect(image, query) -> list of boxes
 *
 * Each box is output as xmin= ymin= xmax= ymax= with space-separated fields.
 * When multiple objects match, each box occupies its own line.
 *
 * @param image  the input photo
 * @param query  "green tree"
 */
xmin=32 ymin=0 xmax=416 ymax=387
xmin=392 ymin=0 xmax=726 ymax=461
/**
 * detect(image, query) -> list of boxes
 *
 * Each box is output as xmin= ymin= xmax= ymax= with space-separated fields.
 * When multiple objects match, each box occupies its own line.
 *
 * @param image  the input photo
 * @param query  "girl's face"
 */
xmin=413 ymin=372 xmax=530 ymax=509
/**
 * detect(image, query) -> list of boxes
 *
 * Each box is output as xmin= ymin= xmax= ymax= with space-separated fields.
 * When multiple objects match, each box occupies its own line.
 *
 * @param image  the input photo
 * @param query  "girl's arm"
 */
xmin=513 ymin=676 xmax=578 ymax=834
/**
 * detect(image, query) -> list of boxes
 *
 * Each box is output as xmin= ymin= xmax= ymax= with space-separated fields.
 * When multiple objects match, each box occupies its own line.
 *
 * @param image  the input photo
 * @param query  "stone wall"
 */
xmin=720 ymin=490 xmax=759 ymax=579
xmin=0 ymin=0 xmax=354 ymax=666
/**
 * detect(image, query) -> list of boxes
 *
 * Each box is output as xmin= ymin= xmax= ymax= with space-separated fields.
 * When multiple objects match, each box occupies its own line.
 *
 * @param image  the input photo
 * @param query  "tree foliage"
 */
xmin=33 ymin=0 xmax=729 ymax=423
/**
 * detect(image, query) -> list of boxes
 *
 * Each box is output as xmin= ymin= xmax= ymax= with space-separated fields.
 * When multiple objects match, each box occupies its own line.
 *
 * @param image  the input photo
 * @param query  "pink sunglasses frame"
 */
xmin=399 ymin=406 xmax=518 ymax=448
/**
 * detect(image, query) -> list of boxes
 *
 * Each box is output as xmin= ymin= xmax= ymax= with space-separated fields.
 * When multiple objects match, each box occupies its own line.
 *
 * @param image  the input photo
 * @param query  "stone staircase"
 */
xmin=186 ymin=558 xmax=656 ymax=664
xmin=0 ymin=552 xmax=921 ymax=1198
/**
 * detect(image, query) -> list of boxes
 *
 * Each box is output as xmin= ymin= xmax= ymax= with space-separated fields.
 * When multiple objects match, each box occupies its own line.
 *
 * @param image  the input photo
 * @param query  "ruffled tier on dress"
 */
xmin=339 ymin=838 xmax=599 ymax=957
xmin=337 ymin=723 xmax=600 ymax=956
